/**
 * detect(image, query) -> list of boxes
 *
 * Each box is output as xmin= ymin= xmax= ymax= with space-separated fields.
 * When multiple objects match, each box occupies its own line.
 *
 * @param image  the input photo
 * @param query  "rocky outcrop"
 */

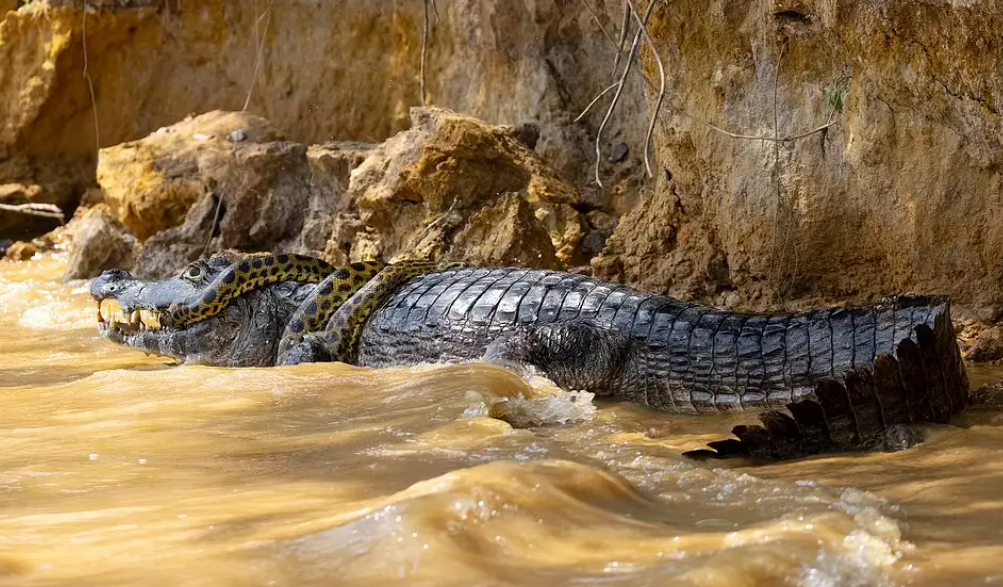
xmin=62 ymin=205 xmax=137 ymax=280
xmin=340 ymin=108 xmax=584 ymax=267
xmin=128 ymin=131 xmax=350 ymax=278
xmin=97 ymin=111 xmax=284 ymax=240
xmin=589 ymin=1 xmax=1003 ymax=320
xmin=0 ymin=0 xmax=643 ymax=240
xmin=81 ymin=107 xmax=583 ymax=277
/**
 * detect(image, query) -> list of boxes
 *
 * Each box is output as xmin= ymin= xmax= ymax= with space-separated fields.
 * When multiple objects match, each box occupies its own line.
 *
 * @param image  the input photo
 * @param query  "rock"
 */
xmin=502 ymin=122 xmax=541 ymax=150
xmin=579 ymin=229 xmax=608 ymax=259
xmin=97 ymin=111 xmax=285 ymax=240
xmin=117 ymin=134 xmax=378 ymax=278
xmin=131 ymin=139 xmax=320 ymax=278
xmin=13 ymin=0 xmax=1003 ymax=319
xmin=450 ymin=193 xmax=558 ymax=267
xmin=1 ymin=1 xmax=644 ymax=245
xmin=4 ymin=240 xmax=36 ymax=261
xmin=586 ymin=210 xmax=617 ymax=234
xmin=345 ymin=107 xmax=585 ymax=268
xmin=297 ymin=141 xmax=380 ymax=261
xmin=62 ymin=205 xmax=138 ymax=280
xmin=609 ymin=142 xmax=629 ymax=163
xmin=959 ymin=323 xmax=1003 ymax=363
xmin=0 ymin=182 xmax=60 ymax=239
xmin=309 ymin=142 xmax=379 ymax=193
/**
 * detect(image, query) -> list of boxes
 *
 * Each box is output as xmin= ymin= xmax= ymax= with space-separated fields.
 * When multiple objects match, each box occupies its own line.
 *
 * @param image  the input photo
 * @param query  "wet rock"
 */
xmin=345 ymin=107 xmax=585 ymax=267
xmin=581 ymin=210 xmax=617 ymax=260
xmin=4 ymin=240 xmax=36 ymax=261
xmin=579 ymin=229 xmax=608 ymax=259
xmin=63 ymin=205 xmax=138 ymax=280
xmin=97 ymin=111 xmax=285 ymax=240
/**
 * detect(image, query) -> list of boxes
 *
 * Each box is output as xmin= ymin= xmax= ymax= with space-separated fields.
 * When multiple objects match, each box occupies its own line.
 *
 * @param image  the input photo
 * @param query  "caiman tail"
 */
xmin=685 ymin=295 xmax=969 ymax=459
xmin=353 ymin=268 xmax=969 ymax=460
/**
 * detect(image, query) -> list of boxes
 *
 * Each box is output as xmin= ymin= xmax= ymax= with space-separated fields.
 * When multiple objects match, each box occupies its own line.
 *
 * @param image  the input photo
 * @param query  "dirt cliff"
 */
xmin=589 ymin=1 xmax=1003 ymax=326
xmin=3 ymin=0 xmax=1003 ymax=333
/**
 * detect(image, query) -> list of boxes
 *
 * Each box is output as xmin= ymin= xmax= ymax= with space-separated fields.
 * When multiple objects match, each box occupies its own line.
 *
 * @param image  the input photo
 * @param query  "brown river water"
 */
xmin=2 ymin=254 xmax=1003 ymax=586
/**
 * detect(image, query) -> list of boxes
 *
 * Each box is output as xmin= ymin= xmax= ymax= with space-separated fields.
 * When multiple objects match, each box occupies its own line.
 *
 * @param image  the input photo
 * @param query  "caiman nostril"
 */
xmin=90 ymin=269 xmax=136 ymax=301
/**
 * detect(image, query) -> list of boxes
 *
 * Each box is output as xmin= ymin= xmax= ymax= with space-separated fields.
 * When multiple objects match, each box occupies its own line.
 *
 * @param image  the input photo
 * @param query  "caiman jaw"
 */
xmin=96 ymin=298 xmax=165 ymax=334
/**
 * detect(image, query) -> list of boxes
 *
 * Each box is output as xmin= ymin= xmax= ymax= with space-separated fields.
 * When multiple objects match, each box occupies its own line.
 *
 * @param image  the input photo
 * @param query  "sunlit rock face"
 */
xmin=6 ymin=0 xmax=1003 ymax=325
xmin=591 ymin=1 xmax=1003 ymax=322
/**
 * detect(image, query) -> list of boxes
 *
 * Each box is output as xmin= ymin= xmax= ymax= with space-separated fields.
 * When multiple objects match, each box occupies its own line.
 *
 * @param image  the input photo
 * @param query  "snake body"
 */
xmin=161 ymin=254 xmax=460 ymax=363
xmin=164 ymin=253 xmax=341 ymax=327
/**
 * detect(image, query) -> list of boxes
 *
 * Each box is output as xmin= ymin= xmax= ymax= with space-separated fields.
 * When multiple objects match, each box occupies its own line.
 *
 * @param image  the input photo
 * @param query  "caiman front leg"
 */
xmin=321 ymin=261 xmax=466 ymax=364
xmin=482 ymin=321 xmax=634 ymax=398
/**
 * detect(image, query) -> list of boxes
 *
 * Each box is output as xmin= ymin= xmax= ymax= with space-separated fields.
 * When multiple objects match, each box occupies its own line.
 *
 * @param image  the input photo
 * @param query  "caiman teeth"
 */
xmin=138 ymin=309 xmax=162 ymax=330
xmin=97 ymin=299 xmax=164 ymax=332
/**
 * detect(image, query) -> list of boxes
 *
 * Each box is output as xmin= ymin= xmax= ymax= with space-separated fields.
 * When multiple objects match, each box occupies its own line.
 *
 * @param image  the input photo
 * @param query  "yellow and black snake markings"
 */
xmin=276 ymin=259 xmax=387 ymax=354
xmin=164 ymin=253 xmax=339 ymax=328
xmin=323 ymin=260 xmax=465 ymax=363
xmin=159 ymin=253 xmax=465 ymax=364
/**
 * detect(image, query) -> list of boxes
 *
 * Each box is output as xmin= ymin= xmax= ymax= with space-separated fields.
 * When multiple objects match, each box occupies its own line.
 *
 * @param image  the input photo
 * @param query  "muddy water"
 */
xmin=2 ymin=256 xmax=1003 ymax=586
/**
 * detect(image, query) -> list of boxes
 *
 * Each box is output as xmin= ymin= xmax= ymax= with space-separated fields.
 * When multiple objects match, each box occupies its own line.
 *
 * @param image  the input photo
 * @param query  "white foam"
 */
xmin=489 ymin=372 xmax=596 ymax=427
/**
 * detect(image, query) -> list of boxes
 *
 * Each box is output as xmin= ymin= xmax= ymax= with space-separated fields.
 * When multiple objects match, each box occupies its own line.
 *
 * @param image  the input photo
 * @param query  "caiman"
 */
xmin=89 ymin=252 xmax=970 ymax=460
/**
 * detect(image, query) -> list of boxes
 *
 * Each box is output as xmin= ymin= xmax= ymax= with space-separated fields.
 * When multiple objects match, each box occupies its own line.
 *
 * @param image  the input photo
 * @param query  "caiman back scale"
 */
xmin=90 ymin=254 xmax=970 ymax=460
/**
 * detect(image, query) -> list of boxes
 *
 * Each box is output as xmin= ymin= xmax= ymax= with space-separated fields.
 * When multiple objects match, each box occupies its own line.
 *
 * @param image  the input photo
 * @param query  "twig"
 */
xmin=202 ymin=148 xmax=240 ymax=258
xmin=626 ymin=0 xmax=665 ymax=179
xmin=594 ymin=0 xmax=656 ymax=187
xmin=574 ymin=82 xmax=619 ymax=122
xmin=411 ymin=195 xmax=460 ymax=249
xmin=420 ymin=0 xmax=431 ymax=107
xmin=81 ymin=1 xmax=100 ymax=153
xmin=243 ymin=0 xmax=273 ymax=112
xmin=430 ymin=0 xmax=440 ymax=23
xmin=611 ymin=2 xmax=630 ymax=80
xmin=578 ymin=0 xmax=841 ymax=144
xmin=769 ymin=42 xmax=786 ymax=300
xmin=202 ymin=191 xmax=225 ymax=258
xmin=0 ymin=203 xmax=66 ymax=221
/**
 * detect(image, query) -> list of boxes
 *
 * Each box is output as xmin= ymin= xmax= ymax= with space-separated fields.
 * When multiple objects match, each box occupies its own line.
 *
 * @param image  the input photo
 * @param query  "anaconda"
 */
xmin=90 ymin=252 xmax=970 ymax=459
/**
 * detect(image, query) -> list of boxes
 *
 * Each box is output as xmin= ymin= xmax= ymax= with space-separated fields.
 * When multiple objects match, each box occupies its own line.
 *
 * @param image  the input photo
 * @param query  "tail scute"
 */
xmin=685 ymin=300 xmax=970 ymax=460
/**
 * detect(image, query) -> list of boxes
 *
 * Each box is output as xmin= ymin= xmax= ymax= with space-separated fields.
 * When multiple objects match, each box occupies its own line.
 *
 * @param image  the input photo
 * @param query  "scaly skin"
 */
xmin=162 ymin=253 xmax=340 ymax=328
xmin=351 ymin=267 xmax=969 ymax=457
xmin=276 ymin=260 xmax=385 ymax=357
xmin=90 ymin=257 xmax=971 ymax=459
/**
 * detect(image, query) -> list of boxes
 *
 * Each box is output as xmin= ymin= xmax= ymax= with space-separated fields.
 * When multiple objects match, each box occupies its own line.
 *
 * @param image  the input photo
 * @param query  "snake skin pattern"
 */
xmin=163 ymin=253 xmax=339 ymax=328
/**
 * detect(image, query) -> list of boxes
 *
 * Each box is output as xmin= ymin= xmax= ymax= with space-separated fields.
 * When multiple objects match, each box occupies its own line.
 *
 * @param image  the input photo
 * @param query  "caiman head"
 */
xmin=90 ymin=254 xmax=316 ymax=367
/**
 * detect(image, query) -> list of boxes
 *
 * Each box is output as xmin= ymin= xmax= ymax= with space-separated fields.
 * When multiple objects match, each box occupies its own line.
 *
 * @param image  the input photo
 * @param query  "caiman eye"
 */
xmin=182 ymin=261 xmax=207 ymax=283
